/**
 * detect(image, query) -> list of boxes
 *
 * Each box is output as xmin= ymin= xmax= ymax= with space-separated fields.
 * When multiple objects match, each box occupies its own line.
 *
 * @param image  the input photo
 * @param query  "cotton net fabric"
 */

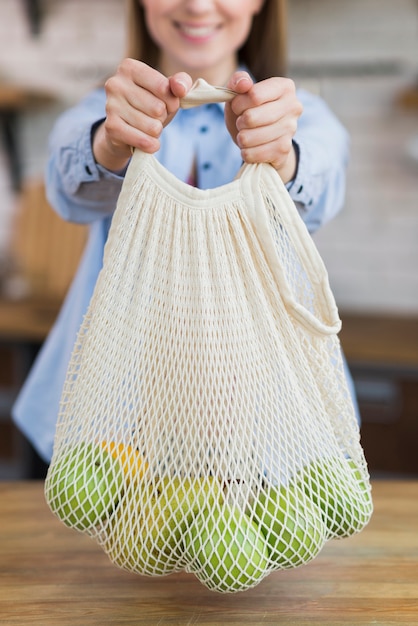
xmin=44 ymin=81 xmax=373 ymax=594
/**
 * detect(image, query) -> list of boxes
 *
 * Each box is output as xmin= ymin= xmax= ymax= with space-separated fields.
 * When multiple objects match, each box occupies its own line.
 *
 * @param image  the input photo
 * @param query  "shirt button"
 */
xmin=202 ymin=162 xmax=212 ymax=170
xmin=200 ymin=126 xmax=209 ymax=133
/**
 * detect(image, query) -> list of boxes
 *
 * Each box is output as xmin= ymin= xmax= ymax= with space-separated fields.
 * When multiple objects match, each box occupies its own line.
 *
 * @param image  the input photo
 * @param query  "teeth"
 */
xmin=180 ymin=24 xmax=215 ymax=38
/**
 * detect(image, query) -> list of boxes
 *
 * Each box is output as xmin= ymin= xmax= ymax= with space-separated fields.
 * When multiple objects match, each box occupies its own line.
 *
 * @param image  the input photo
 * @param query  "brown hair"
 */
xmin=124 ymin=0 xmax=287 ymax=81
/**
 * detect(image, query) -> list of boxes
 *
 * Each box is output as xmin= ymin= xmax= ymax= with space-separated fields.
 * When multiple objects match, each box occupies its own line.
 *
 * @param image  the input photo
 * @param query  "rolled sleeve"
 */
xmin=287 ymin=89 xmax=350 ymax=233
xmin=46 ymin=89 xmax=127 ymax=224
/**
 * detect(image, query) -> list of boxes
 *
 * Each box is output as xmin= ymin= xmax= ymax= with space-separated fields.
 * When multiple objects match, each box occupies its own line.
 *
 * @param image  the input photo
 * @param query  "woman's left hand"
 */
xmin=225 ymin=71 xmax=303 ymax=183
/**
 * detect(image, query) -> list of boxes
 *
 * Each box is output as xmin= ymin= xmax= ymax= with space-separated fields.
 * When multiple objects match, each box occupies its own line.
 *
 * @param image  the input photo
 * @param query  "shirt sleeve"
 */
xmin=45 ymin=88 xmax=127 ymax=224
xmin=287 ymin=89 xmax=350 ymax=234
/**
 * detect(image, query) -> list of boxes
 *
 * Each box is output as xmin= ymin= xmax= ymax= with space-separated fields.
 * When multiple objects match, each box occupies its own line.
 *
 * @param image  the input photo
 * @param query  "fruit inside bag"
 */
xmin=44 ymin=81 xmax=373 ymax=594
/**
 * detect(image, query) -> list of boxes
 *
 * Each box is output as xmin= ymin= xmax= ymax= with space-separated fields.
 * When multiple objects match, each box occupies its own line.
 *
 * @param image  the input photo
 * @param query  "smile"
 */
xmin=175 ymin=22 xmax=219 ymax=40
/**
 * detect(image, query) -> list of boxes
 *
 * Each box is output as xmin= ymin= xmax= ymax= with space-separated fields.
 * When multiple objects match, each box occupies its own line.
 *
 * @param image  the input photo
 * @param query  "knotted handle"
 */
xmin=180 ymin=79 xmax=237 ymax=109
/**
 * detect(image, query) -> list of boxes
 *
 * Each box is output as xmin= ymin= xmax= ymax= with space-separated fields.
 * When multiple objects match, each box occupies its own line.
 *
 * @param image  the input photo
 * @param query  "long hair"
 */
xmin=124 ymin=0 xmax=287 ymax=81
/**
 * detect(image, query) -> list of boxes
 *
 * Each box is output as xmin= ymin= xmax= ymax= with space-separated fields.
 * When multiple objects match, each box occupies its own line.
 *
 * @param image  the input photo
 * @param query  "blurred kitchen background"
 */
xmin=0 ymin=0 xmax=417 ymax=479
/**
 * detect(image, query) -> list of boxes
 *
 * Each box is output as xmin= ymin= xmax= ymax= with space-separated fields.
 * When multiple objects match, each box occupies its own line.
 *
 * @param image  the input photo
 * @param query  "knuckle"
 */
xmin=103 ymin=115 xmax=119 ymax=136
xmin=240 ymin=109 xmax=256 ymax=128
xmin=148 ymin=118 xmax=163 ymax=138
xmin=297 ymin=100 xmax=304 ymax=117
xmin=277 ymin=136 xmax=293 ymax=156
xmin=137 ymin=134 xmax=160 ymax=154
xmin=230 ymin=98 xmax=242 ymax=117
xmin=104 ymin=75 xmax=118 ymax=95
xmin=282 ymin=77 xmax=296 ymax=94
xmin=247 ymin=89 xmax=263 ymax=107
xmin=287 ymin=118 xmax=299 ymax=136
xmin=116 ymin=58 xmax=133 ymax=78
xmin=237 ymin=130 xmax=250 ymax=149
xmin=151 ymin=99 xmax=167 ymax=119
xmin=240 ymin=148 xmax=256 ymax=164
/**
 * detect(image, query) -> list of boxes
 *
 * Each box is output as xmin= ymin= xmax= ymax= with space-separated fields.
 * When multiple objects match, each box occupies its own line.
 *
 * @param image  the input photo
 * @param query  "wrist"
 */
xmin=275 ymin=142 xmax=298 ymax=184
xmin=92 ymin=121 xmax=131 ymax=173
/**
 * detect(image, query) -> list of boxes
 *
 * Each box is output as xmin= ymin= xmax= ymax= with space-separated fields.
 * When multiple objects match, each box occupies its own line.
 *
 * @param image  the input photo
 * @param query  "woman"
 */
xmin=13 ymin=0 xmax=352 ymax=466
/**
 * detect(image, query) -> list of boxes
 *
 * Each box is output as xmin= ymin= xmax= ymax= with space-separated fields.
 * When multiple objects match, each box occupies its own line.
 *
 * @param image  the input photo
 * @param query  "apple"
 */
xmin=46 ymin=442 xmax=124 ymax=531
xmin=104 ymin=475 xmax=224 ymax=576
xmin=299 ymin=456 xmax=373 ymax=537
xmin=254 ymin=482 xmax=326 ymax=568
xmin=184 ymin=505 xmax=270 ymax=593
xmin=103 ymin=486 xmax=176 ymax=575
xmin=151 ymin=475 xmax=225 ymax=560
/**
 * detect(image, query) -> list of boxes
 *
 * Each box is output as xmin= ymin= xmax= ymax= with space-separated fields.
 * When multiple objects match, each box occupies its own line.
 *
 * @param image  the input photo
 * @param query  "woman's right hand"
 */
xmin=92 ymin=59 xmax=192 ymax=172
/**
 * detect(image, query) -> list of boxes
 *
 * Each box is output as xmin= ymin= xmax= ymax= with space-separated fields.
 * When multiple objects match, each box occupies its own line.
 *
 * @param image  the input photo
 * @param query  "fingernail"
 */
xmin=233 ymin=76 xmax=248 ymax=88
xmin=177 ymin=80 xmax=188 ymax=91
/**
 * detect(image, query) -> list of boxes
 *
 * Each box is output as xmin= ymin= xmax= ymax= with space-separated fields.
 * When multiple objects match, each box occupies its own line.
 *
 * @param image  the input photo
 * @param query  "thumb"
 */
xmin=168 ymin=72 xmax=193 ymax=99
xmin=224 ymin=71 xmax=253 ymax=145
xmin=226 ymin=70 xmax=253 ymax=95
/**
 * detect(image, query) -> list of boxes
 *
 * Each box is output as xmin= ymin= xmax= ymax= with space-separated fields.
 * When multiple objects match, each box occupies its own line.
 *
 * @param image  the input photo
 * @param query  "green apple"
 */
xmin=254 ymin=482 xmax=326 ymax=568
xmin=103 ymin=486 xmax=175 ymax=575
xmin=104 ymin=475 xmax=224 ymax=576
xmin=46 ymin=442 xmax=124 ymax=531
xmin=151 ymin=475 xmax=225 ymax=560
xmin=184 ymin=505 xmax=270 ymax=593
xmin=299 ymin=456 xmax=373 ymax=537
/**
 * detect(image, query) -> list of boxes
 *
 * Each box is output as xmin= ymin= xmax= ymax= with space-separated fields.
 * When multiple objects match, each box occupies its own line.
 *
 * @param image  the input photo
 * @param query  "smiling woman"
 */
xmin=139 ymin=0 xmax=264 ymax=84
xmin=125 ymin=0 xmax=288 ymax=81
xmin=13 ymin=0 xmax=353 ymax=497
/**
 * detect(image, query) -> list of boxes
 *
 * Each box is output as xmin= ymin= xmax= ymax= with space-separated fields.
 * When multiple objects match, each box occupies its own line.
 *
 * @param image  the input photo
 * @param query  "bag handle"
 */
xmin=180 ymin=80 xmax=341 ymax=336
xmin=240 ymin=163 xmax=342 ymax=336
xmin=180 ymin=78 xmax=236 ymax=108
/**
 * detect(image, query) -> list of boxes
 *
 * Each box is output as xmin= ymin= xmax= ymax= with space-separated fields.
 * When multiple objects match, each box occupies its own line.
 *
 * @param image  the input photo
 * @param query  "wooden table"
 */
xmin=339 ymin=313 xmax=418 ymax=376
xmin=1 ymin=481 xmax=417 ymax=625
xmin=0 ymin=297 xmax=59 ymax=343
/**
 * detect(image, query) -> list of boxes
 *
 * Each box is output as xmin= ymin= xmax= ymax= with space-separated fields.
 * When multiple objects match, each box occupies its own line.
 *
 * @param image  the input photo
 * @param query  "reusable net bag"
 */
xmin=45 ymin=80 xmax=373 ymax=594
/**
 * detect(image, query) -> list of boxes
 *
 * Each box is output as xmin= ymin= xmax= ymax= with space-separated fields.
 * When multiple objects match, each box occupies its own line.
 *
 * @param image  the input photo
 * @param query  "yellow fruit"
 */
xmin=101 ymin=442 xmax=147 ymax=483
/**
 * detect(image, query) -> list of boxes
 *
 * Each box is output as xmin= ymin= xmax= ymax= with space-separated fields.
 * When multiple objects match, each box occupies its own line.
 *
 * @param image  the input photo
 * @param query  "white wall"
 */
xmin=287 ymin=0 xmax=418 ymax=314
xmin=1 ymin=0 xmax=417 ymax=313
xmin=0 ymin=0 xmax=125 ymax=255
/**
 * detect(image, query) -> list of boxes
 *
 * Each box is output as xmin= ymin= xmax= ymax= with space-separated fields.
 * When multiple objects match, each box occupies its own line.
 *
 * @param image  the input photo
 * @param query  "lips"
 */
xmin=175 ymin=22 xmax=220 ymax=40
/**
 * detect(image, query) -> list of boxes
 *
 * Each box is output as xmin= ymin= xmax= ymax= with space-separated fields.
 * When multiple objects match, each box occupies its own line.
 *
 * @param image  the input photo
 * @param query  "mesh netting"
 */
xmin=44 ymin=83 xmax=373 ymax=594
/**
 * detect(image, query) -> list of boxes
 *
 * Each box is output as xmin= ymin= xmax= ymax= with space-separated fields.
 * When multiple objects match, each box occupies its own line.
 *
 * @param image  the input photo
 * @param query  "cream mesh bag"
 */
xmin=45 ymin=81 xmax=373 ymax=594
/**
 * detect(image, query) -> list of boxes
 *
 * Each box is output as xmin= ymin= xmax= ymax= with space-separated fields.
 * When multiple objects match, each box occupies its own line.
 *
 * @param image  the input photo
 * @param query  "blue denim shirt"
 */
xmin=13 ymin=87 xmax=352 ymax=462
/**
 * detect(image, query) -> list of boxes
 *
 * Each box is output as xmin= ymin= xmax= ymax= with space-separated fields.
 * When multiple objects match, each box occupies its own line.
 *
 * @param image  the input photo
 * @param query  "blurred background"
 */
xmin=0 ymin=0 xmax=417 ymax=479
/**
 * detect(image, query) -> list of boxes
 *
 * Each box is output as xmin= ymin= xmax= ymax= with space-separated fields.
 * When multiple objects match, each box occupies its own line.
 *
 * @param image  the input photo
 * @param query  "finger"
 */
xmin=235 ymin=99 xmax=288 ymax=132
xmin=127 ymin=60 xmax=181 ymax=117
xmin=235 ymin=119 xmax=295 ymax=165
xmin=237 ymin=119 xmax=293 ymax=151
xmin=168 ymin=72 xmax=193 ymax=99
xmin=121 ymin=88 xmax=169 ymax=124
xmin=106 ymin=68 xmax=169 ymax=124
xmin=226 ymin=70 xmax=253 ymax=94
xmin=240 ymin=136 xmax=294 ymax=169
xmin=231 ymin=77 xmax=299 ymax=118
xmin=104 ymin=109 xmax=162 ymax=154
